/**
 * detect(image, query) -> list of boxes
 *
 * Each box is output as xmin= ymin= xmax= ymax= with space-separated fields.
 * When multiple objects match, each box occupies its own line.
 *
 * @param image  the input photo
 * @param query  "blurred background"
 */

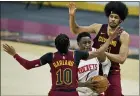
xmin=1 ymin=1 xmax=139 ymax=95
xmin=1 ymin=1 xmax=139 ymax=59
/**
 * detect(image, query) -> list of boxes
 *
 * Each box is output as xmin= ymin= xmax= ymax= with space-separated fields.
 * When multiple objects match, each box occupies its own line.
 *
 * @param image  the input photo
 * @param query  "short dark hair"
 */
xmin=55 ymin=34 xmax=70 ymax=54
xmin=104 ymin=1 xmax=128 ymax=20
xmin=77 ymin=32 xmax=91 ymax=42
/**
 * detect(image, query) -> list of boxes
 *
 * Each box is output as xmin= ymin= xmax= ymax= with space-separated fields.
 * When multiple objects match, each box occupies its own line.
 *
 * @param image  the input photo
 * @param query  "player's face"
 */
xmin=108 ymin=13 xmax=121 ymax=28
xmin=78 ymin=37 xmax=93 ymax=51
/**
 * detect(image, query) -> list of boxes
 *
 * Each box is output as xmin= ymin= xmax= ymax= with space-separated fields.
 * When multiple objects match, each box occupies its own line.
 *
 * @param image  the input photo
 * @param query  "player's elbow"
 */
xmin=25 ymin=67 xmax=31 ymax=70
xmin=119 ymin=59 xmax=126 ymax=64
xmin=22 ymin=65 xmax=32 ymax=70
xmin=119 ymin=57 xmax=126 ymax=64
xmin=71 ymin=29 xmax=77 ymax=34
xmin=71 ymin=28 xmax=79 ymax=34
xmin=70 ymin=25 xmax=81 ymax=34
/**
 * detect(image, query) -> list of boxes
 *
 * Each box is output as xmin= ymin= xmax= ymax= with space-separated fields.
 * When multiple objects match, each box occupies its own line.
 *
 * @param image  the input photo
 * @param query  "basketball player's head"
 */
xmin=55 ymin=34 xmax=70 ymax=54
xmin=77 ymin=32 xmax=93 ymax=51
xmin=104 ymin=1 xmax=128 ymax=28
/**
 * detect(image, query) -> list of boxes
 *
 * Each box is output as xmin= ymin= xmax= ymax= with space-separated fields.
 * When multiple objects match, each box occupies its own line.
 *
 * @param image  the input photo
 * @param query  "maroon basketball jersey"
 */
xmin=49 ymin=51 xmax=78 ymax=90
xmin=93 ymin=24 xmax=121 ymax=70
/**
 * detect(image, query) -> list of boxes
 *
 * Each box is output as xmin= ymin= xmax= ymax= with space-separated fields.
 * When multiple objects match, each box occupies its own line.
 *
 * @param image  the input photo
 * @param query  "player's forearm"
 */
xmin=69 ymin=15 xmax=79 ymax=34
xmin=13 ymin=54 xmax=41 ymax=70
xmin=105 ymin=52 xmax=126 ymax=64
xmin=97 ymin=38 xmax=112 ymax=54
xmin=97 ymin=53 xmax=106 ymax=62
xmin=88 ymin=38 xmax=112 ymax=59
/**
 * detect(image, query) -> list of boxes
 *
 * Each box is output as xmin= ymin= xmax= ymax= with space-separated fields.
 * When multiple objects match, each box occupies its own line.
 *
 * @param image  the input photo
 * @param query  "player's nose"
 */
xmin=85 ymin=43 xmax=90 ymax=47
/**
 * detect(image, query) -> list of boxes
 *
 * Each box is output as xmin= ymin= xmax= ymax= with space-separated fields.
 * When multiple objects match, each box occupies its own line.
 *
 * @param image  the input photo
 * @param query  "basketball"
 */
xmin=91 ymin=75 xmax=109 ymax=93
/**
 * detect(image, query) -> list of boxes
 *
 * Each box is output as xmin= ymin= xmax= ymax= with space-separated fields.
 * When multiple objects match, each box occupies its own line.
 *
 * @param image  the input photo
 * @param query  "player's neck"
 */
xmin=107 ymin=25 xmax=120 ymax=35
xmin=107 ymin=25 xmax=118 ymax=36
xmin=58 ymin=50 xmax=69 ymax=55
xmin=108 ymin=25 xmax=117 ymax=32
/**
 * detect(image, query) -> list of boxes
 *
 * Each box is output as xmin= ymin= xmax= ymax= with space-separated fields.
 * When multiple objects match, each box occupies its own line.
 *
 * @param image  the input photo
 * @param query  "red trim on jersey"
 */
xmin=13 ymin=54 xmax=40 ymax=70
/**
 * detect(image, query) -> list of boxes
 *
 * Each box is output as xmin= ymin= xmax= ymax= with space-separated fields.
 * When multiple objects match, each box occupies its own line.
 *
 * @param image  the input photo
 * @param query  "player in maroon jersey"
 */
xmin=68 ymin=1 xmax=130 ymax=96
xmin=3 ymin=32 xmax=119 ymax=96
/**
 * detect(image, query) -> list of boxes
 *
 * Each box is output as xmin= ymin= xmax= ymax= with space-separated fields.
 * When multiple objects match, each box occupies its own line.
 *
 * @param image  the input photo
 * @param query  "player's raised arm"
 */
xmin=3 ymin=44 xmax=46 ymax=70
xmin=68 ymin=2 xmax=101 ymax=34
xmin=105 ymin=31 xmax=130 ymax=64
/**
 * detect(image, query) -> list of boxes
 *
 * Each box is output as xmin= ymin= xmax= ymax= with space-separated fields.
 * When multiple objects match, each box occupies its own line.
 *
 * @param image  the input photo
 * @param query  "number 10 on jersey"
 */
xmin=56 ymin=68 xmax=72 ymax=85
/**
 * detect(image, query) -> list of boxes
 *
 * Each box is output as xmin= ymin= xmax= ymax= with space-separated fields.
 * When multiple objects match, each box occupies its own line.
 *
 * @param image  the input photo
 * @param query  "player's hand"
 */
xmin=68 ymin=2 xmax=77 ymax=16
xmin=109 ymin=26 xmax=123 ymax=40
xmin=103 ymin=74 xmax=110 ymax=85
xmin=3 ymin=44 xmax=16 ymax=56
xmin=85 ymin=77 xmax=100 ymax=91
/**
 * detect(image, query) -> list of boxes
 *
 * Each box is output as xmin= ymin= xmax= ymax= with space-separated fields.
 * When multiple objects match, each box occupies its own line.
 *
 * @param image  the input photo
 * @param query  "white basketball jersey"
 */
xmin=77 ymin=48 xmax=100 ymax=96
xmin=78 ymin=48 xmax=99 ymax=82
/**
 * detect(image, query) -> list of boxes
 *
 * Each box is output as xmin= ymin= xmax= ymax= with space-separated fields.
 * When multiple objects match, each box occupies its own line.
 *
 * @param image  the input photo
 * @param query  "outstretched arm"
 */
xmin=3 ymin=44 xmax=50 ymax=70
xmin=68 ymin=2 xmax=101 ymax=34
xmin=105 ymin=32 xmax=130 ymax=64
xmin=13 ymin=54 xmax=40 ymax=70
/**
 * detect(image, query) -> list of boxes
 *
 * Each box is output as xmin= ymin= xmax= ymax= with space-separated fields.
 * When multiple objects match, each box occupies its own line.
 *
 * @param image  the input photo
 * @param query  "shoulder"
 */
xmin=120 ymin=31 xmax=130 ymax=43
xmin=40 ymin=52 xmax=53 ymax=59
xmin=74 ymin=50 xmax=88 ymax=56
xmin=91 ymin=23 xmax=103 ymax=29
xmin=90 ymin=23 xmax=103 ymax=34
xmin=120 ymin=31 xmax=130 ymax=40
xmin=91 ymin=23 xmax=102 ymax=27
xmin=40 ymin=52 xmax=53 ymax=65
xmin=45 ymin=52 xmax=53 ymax=56
xmin=121 ymin=31 xmax=129 ymax=37
xmin=74 ymin=50 xmax=89 ymax=60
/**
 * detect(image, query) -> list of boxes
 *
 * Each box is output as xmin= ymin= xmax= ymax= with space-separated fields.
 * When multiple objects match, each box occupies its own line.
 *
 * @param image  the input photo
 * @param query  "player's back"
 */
xmin=50 ymin=51 xmax=78 ymax=91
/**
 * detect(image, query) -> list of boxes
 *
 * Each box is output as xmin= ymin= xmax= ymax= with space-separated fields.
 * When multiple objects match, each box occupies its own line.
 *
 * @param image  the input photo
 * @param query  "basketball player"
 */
xmin=3 ymin=32 xmax=119 ymax=96
xmin=77 ymin=32 xmax=111 ymax=96
xmin=68 ymin=1 xmax=130 ymax=96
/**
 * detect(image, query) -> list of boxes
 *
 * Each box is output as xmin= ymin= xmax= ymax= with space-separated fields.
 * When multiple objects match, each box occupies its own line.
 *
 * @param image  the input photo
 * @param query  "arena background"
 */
xmin=1 ymin=1 xmax=139 ymax=95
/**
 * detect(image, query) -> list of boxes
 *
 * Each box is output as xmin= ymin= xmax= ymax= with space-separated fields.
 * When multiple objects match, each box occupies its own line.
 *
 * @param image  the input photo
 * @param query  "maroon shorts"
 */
xmin=105 ymin=70 xmax=123 ymax=96
xmin=48 ymin=89 xmax=79 ymax=96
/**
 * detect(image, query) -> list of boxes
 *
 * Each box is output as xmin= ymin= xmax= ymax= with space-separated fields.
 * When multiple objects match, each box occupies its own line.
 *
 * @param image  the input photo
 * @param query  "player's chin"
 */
xmin=109 ymin=24 xmax=117 ymax=28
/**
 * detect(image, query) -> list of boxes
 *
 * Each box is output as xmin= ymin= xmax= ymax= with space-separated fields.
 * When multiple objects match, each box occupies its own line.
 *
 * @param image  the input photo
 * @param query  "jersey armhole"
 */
xmin=95 ymin=24 xmax=103 ymax=34
xmin=97 ymin=24 xmax=107 ymax=35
